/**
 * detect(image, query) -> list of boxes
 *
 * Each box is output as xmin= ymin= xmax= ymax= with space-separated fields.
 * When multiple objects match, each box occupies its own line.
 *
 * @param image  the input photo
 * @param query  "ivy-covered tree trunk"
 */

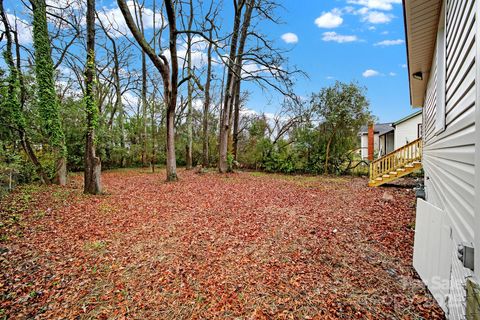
xmin=30 ymin=0 xmax=67 ymax=185
xmin=84 ymin=0 xmax=102 ymax=194
xmin=0 ymin=0 xmax=50 ymax=184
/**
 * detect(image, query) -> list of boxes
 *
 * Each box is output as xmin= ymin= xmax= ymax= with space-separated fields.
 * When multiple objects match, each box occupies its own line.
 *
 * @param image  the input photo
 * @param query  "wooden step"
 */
xmin=397 ymin=168 xmax=406 ymax=172
xmin=405 ymin=164 xmax=414 ymax=168
xmin=389 ymin=172 xmax=398 ymax=175
xmin=382 ymin=174 xmax=390 ymax=178
xmin=375 ymin=177 xmax=383 ymax=181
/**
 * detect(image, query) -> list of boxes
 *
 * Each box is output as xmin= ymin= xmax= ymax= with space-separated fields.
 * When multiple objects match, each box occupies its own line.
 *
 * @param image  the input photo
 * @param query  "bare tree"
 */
xmin=117 ymin=0 xmax=181 ymax=181
xmin=96 ymin=15 xmax=128 ymax=167
xmin=184 ymin=0 xmax=194 ymax=170
xmin=218 ymin=0 xmax=304 ymax=170
xmin=218 ymin=0 xmax=247 ymax=173
xmin=202 ymin=9 xmax=216 ymax=168
xmin=231 ymin=0 xmax=255 ymax=161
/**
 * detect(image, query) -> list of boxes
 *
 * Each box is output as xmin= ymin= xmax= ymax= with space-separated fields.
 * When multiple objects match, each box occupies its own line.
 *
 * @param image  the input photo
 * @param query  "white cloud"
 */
xmin=160 ymin=35 xmax=212 ymax=68
xmin=360 ymin=10 xmax=393 ymax=24
xmin=362 ymin=69 xmax=380 ymax=77
xmin=0 ymin=13 xmax=33 ymax=44
xmin=401 ymin=64 xmax=407 ymax=68
xmin=326 ymin=76 xmax=335 ymax=80
xmin=374 ymin=39 xmax=405 ymax=46
xmin=241 ymin=62 xmax=263 ymax=78
xmin=281 ymin=32 xmax=299 ymax=44
xmin=46 ymin=0 xmax=82 ymax=9
xmin=240 ymin=108 xmax=259 ymax=117
xmin=347 ymin=0 xmax=401 ymax=11
xmin=314 ymin=9 xmax=343 ymax=28
xmin=322 ymin=31 xmax=358 ymax=43
xmin=98 ymin=1 xmax=164 ymax=37
xmin=122 ymin=91 xmax=140 ymax=107
xmin=389 ymin=72 xmax=396 ymax=76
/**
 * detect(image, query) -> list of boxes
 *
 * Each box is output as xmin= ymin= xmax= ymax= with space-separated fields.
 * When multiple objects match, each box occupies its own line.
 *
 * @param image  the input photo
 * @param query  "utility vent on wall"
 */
xmin=458 ymin=243 xmax=474 ymax=271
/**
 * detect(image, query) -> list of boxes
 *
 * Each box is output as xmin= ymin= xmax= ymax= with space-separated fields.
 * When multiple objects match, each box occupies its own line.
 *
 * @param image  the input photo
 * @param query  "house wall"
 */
xmin=394 ymin=114 xmax=422 ymax=149
xmin=378 ymin=132 xmax=394 ymax=156
xmin=415 ymin=0 xmax=477 ymax=318
xmin=386 ymin=132 xmax=395 ymax=154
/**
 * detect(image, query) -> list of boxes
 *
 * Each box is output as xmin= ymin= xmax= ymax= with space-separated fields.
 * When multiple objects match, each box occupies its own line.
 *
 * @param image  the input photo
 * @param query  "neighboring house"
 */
xmin=404 ymin=0 xmax=479 ymax=318
xmin=378 ymin=126 xmax=395 ymax=156
xmin=358 ymin=123 xmax=393 ymax=159
xmin=358 ymin=110 xmax=422 ymax=160
xmin=393 ymin=110 xmax=422 ymax=149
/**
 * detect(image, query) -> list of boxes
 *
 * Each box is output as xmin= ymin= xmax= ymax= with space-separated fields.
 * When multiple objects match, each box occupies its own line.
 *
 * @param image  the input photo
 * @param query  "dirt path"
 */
xmin=0 ymin=169 xmax=443 ymax=319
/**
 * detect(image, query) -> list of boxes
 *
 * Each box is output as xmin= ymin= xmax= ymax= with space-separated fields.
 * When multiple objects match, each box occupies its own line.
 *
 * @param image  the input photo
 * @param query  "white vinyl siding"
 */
xmin=436 ymin=4 xmax=446 ymax=133
xmin=424 ymin=0 xmax=476 ymax=247
xmin=419 ymin=0 xmax=476 ymax=317
xmin=394 ymin=114 xmax=422 ymax=149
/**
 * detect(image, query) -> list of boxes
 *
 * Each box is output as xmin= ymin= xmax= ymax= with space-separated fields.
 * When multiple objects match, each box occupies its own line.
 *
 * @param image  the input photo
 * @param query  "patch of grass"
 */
xmin=249 ymin=171 xmax=348 ymax=185
xmin=52 ymin=188 xmax=73 ymax=201
xmin=249 ymin=172 xmax=265 ymax=177
xmin=98 ymin=203 xmax=114 ymax=215
xmin=84 ymin=240 xmax=108 ymax=253
xmin=407 ymin=221 xmax=415 ymax=230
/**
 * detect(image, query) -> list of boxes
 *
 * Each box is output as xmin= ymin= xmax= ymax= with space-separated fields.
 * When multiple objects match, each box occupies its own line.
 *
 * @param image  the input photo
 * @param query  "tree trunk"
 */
xmin=166 ymin=100 xmax=177 ymax=181
xmin=117 ymin=0 xmax=178 ymax=181
xmin=20 ymin=131 xmax=50 ymax=184
xmin=141 ymin=51 xmax=148 ymax=166
xmin=30 ymin=0 xmax=67 ymax=185
xmin=202 ymin=26 xmax=213 ymax=168
xmin=165 ymin=0 xmax=179 ymax=181
xmin=0 ymin=1 xmax=50 ymax=185
xmin=84 ymin=0 xmax=102 ymax=194
xmin=232 ymin=79 xmax=241 ymax=160
xmin=151 ymin=96 xmax=156 ymax=172
xmin=219 ymin=0 xmax=254 ymax=172
xmin=185 ymin=0 xmax=194 ymax=170
xmin=324 ymin=128 xmax=336 ymax=174
xmin=219 ymin=0 xmax=245 ymax=173
xmin=150 ymin=0 xmax=157 ymax=173
xmin=324 ymin=138 xmax=331 ymax=174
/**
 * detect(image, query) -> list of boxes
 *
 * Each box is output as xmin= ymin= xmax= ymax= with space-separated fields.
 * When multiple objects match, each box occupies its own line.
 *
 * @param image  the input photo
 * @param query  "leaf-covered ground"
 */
xmin=1 ymin=169 xmax=444 ymax=319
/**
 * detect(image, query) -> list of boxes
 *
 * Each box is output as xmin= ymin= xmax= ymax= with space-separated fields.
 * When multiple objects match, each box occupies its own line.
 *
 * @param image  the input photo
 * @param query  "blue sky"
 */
xmin=242 ymin=0 xmax=414 ymax=123
xmin=3 ymin=0 xmax=414 ymax=123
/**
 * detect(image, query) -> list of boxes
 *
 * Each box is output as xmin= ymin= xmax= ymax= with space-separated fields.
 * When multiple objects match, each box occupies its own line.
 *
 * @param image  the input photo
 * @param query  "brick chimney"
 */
xmin=368 ymin=123 xmax=374 ymax=161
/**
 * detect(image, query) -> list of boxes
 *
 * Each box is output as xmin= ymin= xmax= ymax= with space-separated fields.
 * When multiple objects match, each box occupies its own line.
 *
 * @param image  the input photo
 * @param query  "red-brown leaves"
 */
xmin=0 ymin=170 xmax=444 ymax=319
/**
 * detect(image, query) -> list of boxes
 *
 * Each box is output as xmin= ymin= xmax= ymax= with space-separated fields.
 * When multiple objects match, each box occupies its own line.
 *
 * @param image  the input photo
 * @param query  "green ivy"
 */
xmin=31 ymin=0 xmax=66 ymax=157
xmin=1 ymin=50 xmax=25 ymax=132
xmin=85 ymin=49 xmax=99 ymax=133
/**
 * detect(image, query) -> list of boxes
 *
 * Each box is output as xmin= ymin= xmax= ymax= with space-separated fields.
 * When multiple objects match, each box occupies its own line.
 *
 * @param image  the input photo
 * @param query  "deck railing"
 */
xmin=369 ymin=137 xmax=422 ymax=181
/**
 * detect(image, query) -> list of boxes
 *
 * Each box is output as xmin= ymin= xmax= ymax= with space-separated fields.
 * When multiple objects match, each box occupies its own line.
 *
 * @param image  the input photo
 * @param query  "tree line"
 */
xmin=0 ymin=0 xmax=372 ymax=194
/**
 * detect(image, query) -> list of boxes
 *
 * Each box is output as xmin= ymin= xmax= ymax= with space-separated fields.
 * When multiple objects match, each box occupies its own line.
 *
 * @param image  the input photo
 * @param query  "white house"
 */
xmin=404 ymin=0 xmax=480 ymax=318
xmin=358 ymin=110 xmax=422 ymax=160
xmin=358 ymin=123 xmax=394 ymax=159
xmin=393 ymin=110 xmax=422 ymax=149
